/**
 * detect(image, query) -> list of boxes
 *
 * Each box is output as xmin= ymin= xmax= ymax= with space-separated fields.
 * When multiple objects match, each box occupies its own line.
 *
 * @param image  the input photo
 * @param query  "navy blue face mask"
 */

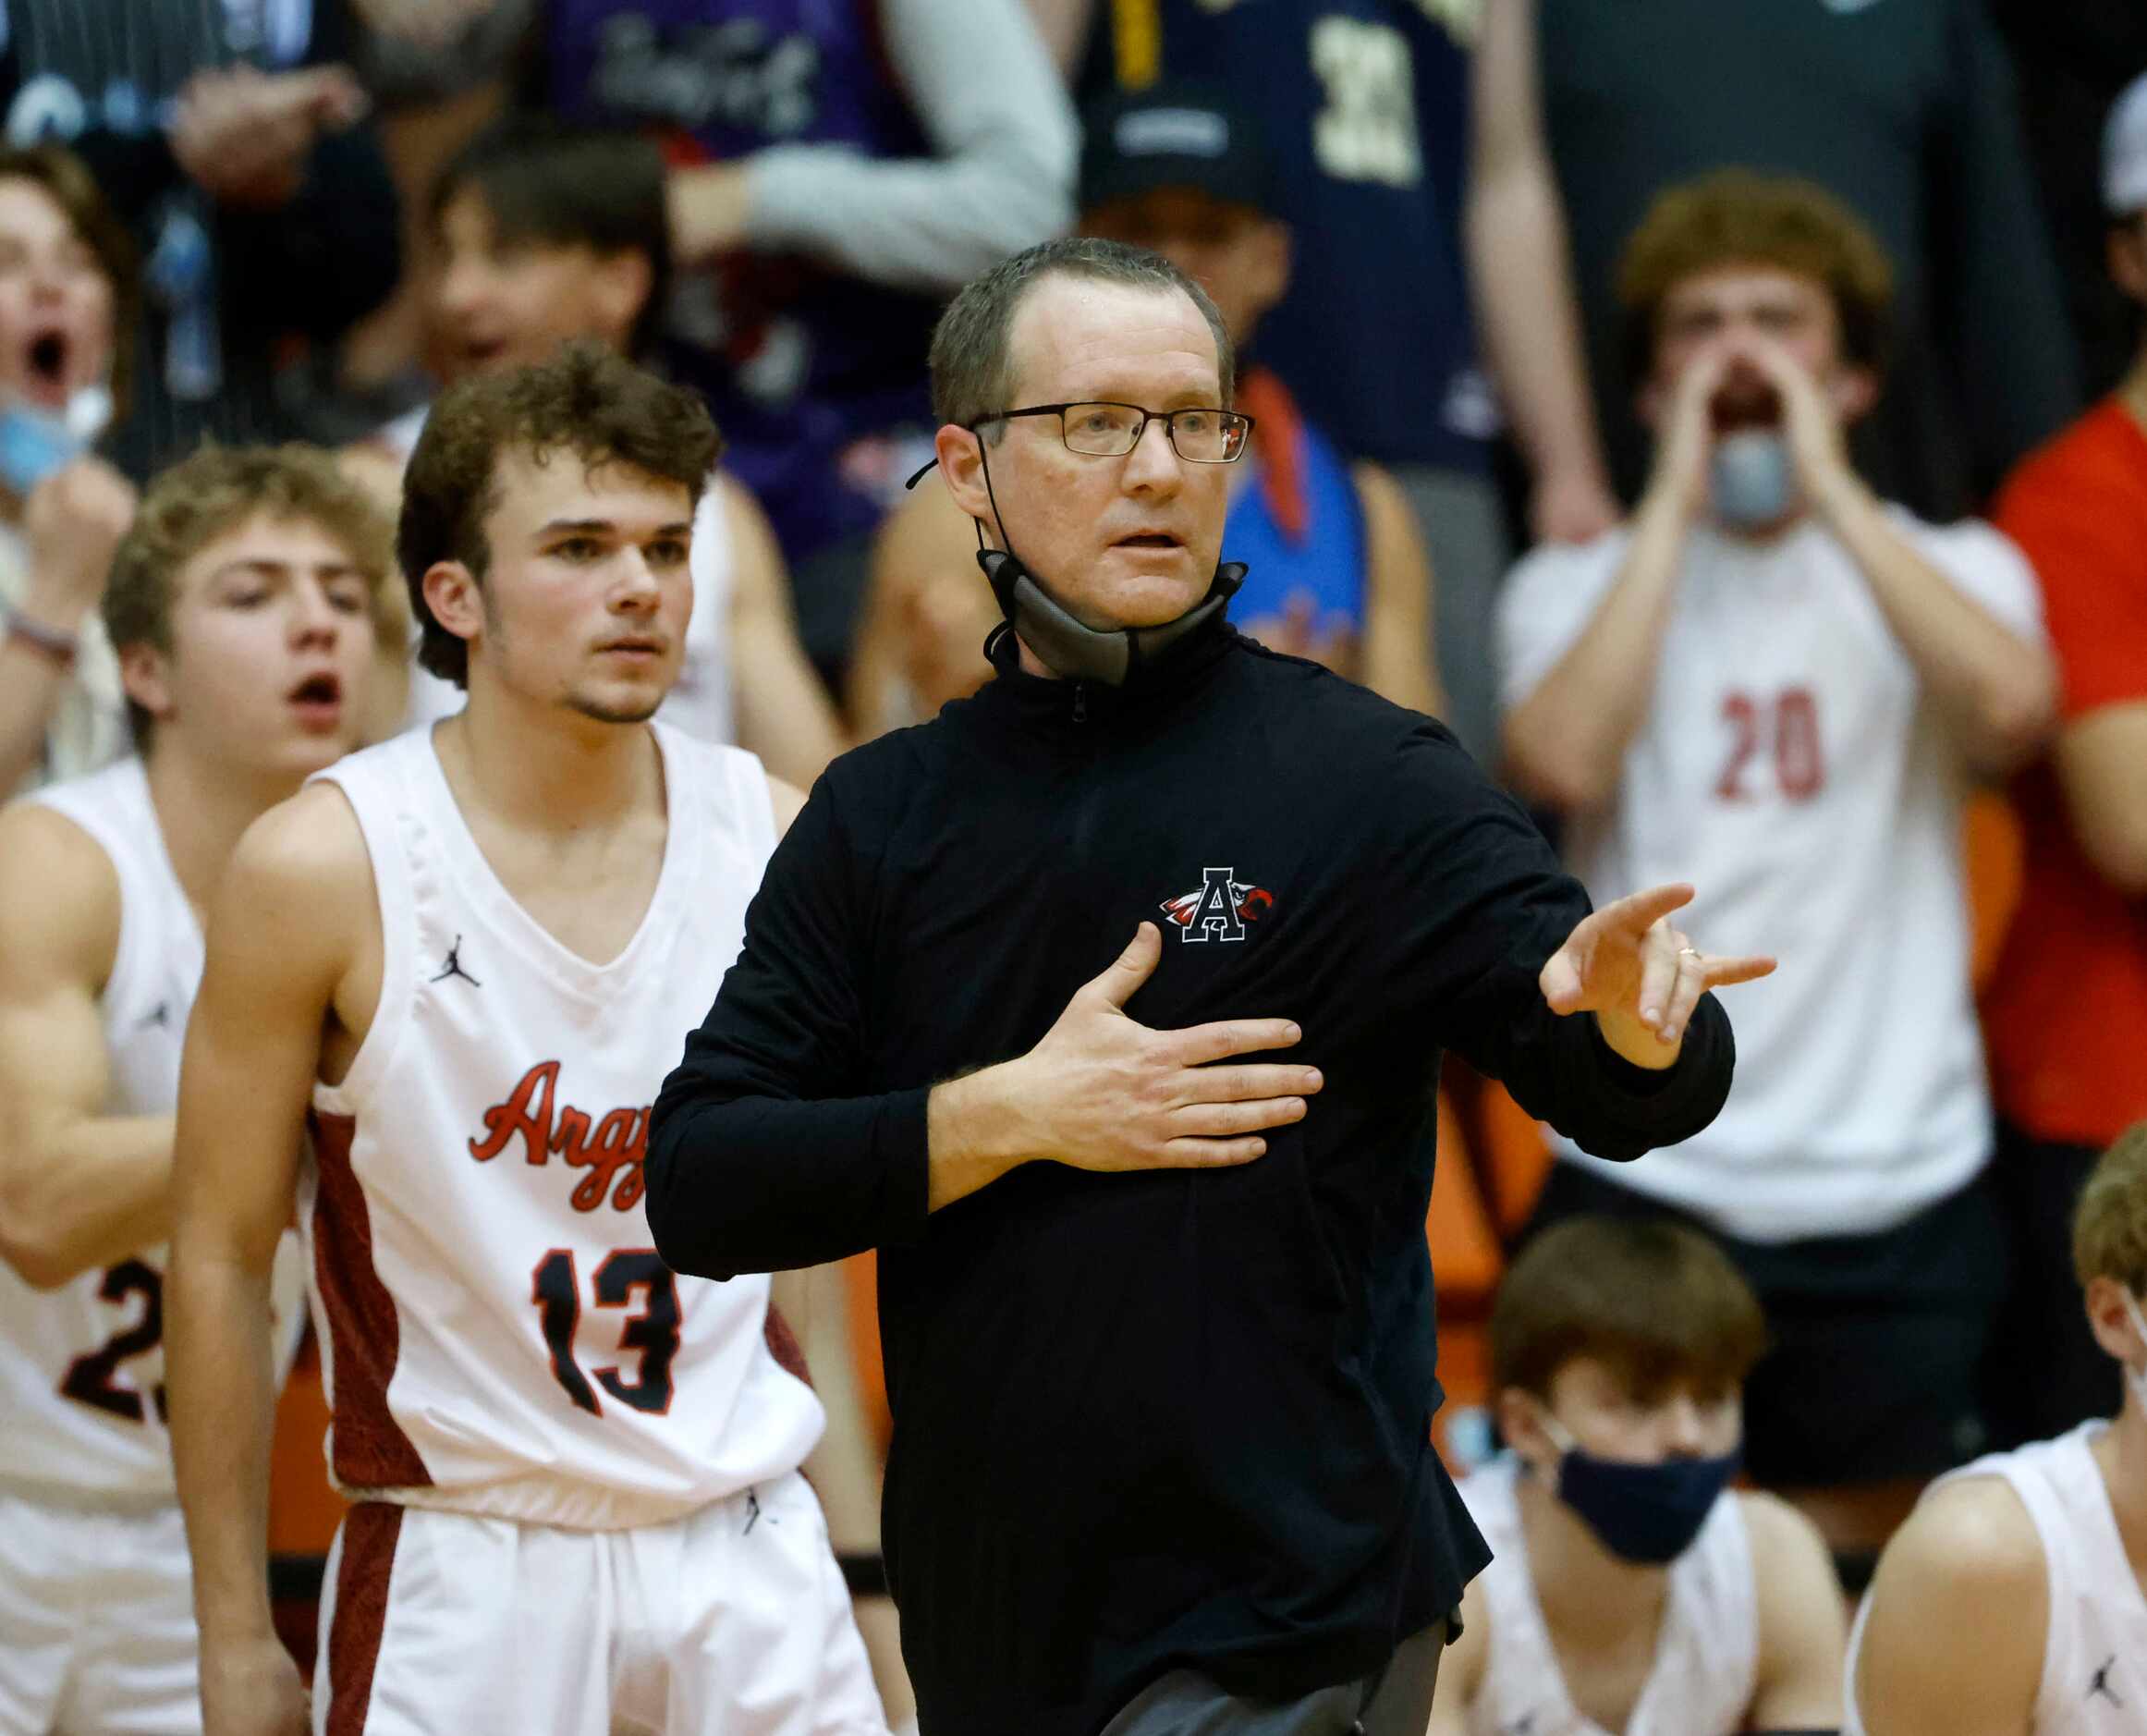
xmin=1539 ymin=1413 xmax=1739 ymax=1565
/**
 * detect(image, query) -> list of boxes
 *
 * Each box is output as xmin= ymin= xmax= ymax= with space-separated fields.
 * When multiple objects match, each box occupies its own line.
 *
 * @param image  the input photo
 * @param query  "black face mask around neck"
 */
xmin=906 ymin=443 xmax=1247 ymax=688
xmin=974 ymin=546 xmax=1245 ymax=687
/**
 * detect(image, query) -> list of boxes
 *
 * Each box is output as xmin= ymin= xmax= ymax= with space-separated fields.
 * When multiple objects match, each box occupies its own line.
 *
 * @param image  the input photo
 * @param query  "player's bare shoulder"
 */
xmin=1736 ymin=1486 xmax=1835 ymax=1573
xmin=1854 ymin=1471 xmax=2048 ymax=1731
xmin=0 ymin=801 xmax=123 ymax=986
xmin=225 ymin=780 xmax=375 ymax=921
xmin=211 ymin=781 xmax=383 ymax=1056
xmin=1875 ymin=1472 xmax=2048 ymax=1601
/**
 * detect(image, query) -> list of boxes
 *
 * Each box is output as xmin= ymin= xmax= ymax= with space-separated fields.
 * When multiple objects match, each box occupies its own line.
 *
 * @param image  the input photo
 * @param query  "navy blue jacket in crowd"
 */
xmin=647 ymin=619 xmax=1736 ymax=1736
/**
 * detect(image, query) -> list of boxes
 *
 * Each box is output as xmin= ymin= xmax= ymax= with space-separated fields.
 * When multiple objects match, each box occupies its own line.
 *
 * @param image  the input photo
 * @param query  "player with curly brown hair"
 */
xmin=167 ymin=347 xmax=886 ymax=1736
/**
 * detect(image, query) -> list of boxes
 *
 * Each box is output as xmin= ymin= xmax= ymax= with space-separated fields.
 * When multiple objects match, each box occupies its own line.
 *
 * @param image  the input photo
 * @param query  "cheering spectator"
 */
xmin=1475 ymin=0 xmax=2079 ymax=525
xmin=0 ymin=0 xmax=400 ymax=477
xmin=1059 ymin=0 xmax=1511 ymax=760
xmin=359 ymin=116 xmax=844 ymax=791
xmin=542 ymin=0 xmax=1076 ymax=687
xmin=1980 ymin=70 xmax=2147 ymax=1450
xmin=1500 ymin=173 xmax=2054 ymax=1575
xmin=851 ymin=82 xmax=1443 ymax=737
xmin=0 ymin=145 xmax=140 ymax=797
xmin=1431 ymin=1219 xmax=1844 ymax=1735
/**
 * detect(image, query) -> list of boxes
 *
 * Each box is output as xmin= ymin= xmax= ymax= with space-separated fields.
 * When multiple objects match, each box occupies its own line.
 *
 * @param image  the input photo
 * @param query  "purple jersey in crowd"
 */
xmin=547 ymin=0 xmax=941 ymax=570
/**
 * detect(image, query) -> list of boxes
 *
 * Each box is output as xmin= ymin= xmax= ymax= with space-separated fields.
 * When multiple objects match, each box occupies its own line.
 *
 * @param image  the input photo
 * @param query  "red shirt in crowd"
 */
xmin=1986 ymin=399 xmax=2147 ymax=1146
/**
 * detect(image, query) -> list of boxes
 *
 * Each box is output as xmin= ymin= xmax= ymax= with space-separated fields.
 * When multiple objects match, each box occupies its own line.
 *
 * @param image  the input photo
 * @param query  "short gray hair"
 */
xmin=928 ymin=237 xmax=1236 ymax=432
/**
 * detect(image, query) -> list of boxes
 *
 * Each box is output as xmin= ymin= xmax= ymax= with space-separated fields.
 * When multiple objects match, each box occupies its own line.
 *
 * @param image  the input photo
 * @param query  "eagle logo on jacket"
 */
xmin=1160 ymin=867 xmax=1274 ymax=943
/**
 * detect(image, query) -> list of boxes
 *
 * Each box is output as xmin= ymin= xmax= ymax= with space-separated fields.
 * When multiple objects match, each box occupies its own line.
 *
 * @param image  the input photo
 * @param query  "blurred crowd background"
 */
xmin=6 ymin=0 xmax=2147 ymax=1678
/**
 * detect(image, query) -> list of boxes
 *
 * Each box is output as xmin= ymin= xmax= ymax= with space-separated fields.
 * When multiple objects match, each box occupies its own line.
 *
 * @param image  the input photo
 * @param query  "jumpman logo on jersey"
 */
xmin=1499 ymin=1716 xmax=1538 ymax=1736
xmin=2088 ymin=1656 xmax=2123 ymax=1705
xmin=430 ymin=936 xmax=481 ymax=987
xmin=138 ymin=1000 xmax=170 ymax=1029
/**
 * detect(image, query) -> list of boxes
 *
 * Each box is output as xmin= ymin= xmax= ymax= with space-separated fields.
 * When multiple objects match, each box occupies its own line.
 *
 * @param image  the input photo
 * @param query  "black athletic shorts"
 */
xmin=1522 ymin=1160 xmax=2005 ymax=1488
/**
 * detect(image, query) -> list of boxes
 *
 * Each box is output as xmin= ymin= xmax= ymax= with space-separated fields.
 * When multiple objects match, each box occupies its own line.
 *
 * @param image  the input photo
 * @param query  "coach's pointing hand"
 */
xmin=926 ymin=923 xmax=1318 ymax=1210
xmin=1540 ymin=883 xmax=1775 ymax=1070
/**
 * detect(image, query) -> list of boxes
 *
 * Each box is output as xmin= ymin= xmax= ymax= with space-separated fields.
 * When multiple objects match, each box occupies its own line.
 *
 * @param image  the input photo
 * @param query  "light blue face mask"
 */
xmin=1710 ymin=428 xmax=1795 ymax=529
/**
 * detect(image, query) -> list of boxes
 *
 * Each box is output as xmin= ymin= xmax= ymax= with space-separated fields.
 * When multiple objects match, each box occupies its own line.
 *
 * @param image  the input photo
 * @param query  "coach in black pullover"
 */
xmin=648 ymin=241 xmax=1759 ymax=1736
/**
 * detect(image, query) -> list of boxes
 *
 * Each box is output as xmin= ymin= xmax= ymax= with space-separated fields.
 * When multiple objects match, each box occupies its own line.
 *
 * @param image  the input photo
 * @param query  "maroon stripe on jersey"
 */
xmin=764 ymin=1302 xmax=812 ymax=1388
xmin=310 ymin=1110 xmax=432 ymax=1488
xmin=324 ymin=1502 xmax=401 ymax=1736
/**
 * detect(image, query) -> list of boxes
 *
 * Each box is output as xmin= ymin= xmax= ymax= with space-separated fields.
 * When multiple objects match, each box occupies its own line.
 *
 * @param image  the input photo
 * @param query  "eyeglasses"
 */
xmin=977 ymin=401 xmax=1255 ymax=464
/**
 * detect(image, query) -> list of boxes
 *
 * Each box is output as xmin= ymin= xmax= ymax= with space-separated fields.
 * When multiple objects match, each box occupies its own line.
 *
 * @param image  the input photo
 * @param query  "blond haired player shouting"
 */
xmin=1848 ymin=1123 xmax=2147 ymax=1733
xmin=167 ymin=347 xmax=885 ymax=1736
xmin=0 ymin=444 xmax=396 ymax=1733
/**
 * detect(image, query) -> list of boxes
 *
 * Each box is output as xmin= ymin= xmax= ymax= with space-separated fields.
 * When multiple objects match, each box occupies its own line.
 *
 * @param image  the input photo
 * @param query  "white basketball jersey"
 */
xmin=1847 ymin=1423 xmax=2147 ymax=1734
xmin=1458 ymin=1457 xmax=1759 ymax=1736
xmin=302 ymin=723 xmax=821 ymax=1530
xmin=1496 ymin=511 xmax=2045 ymax=1242
xmin=396 ymin=400 xmax=738 ymax=745
xmin=0 ymin=760 xmax=310 ymax=1499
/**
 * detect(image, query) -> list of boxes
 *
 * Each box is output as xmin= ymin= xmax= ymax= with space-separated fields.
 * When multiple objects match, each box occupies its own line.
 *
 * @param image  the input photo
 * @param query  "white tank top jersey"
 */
xmin=302 ymin=722 xmax=822 ymax=1530
xmin=1495 ymin=512 xmax=2046 ymax=1242
xmin=391 ymin=399 xmax=738 ymax=746
xmin=1458 ymin=1457 xmax=1759 ymax=1736
xmin=0 ymin=760 xmax=304 ymax=1501
xmin=1846 ymin=1423 xmax=2147 ymax=1734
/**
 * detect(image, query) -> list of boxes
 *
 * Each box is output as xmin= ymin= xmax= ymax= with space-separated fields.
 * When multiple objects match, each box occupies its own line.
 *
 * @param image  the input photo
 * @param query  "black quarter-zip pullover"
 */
xmin=648 ymin=621 xmax=1736 ymax=1736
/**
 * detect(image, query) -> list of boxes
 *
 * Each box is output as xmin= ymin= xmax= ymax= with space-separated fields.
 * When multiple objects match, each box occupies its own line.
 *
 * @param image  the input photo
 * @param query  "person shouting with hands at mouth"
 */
xmin=0 ymin=145 xmax=142 ymax=799
xmin=1500 ymin=171 xmax=2056 ymax=1584
xmin=648 ymin=236 xmax=1772 ymax=1736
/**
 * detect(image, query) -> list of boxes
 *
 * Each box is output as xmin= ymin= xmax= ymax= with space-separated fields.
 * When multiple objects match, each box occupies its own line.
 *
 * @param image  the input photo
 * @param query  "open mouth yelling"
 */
xmin=287 ymin=671 xmax=345 ymax=728
xmin=22 ymin=327 xmax=70 ymax=408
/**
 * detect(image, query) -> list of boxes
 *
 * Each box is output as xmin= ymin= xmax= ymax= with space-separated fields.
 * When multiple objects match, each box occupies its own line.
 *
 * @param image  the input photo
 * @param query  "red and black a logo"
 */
xmin=1160 ymin=867 xmax=1274 ymax=943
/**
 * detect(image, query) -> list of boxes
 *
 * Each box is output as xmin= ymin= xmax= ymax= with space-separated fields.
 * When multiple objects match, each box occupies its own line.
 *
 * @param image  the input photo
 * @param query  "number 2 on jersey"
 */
xmin=531 ymin=1249 xmax=680 ymax=1416
xmin=58 ymin=1259 xmax=167 ymax=1423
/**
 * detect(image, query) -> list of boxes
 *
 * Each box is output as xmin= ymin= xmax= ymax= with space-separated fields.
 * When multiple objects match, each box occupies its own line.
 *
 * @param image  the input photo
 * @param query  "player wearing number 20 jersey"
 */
xmin=1493 ymin=178 xmax=2055 ymax=1543
xmin=0 ymin=445 xmax=396 ymax=1735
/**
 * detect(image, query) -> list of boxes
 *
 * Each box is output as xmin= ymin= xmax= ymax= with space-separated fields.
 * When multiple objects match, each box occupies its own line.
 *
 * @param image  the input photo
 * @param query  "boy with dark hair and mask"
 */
xmin=1429 ymin=1216 xmax=1846 ymax=1735
xmin=1497 ymin=170 xmax=2056 ymax=1577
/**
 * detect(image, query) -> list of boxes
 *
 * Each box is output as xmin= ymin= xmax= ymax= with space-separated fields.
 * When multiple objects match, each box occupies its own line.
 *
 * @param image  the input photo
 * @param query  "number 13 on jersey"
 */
xmin=531 ymin=1249 xmax=680 ymax=1416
